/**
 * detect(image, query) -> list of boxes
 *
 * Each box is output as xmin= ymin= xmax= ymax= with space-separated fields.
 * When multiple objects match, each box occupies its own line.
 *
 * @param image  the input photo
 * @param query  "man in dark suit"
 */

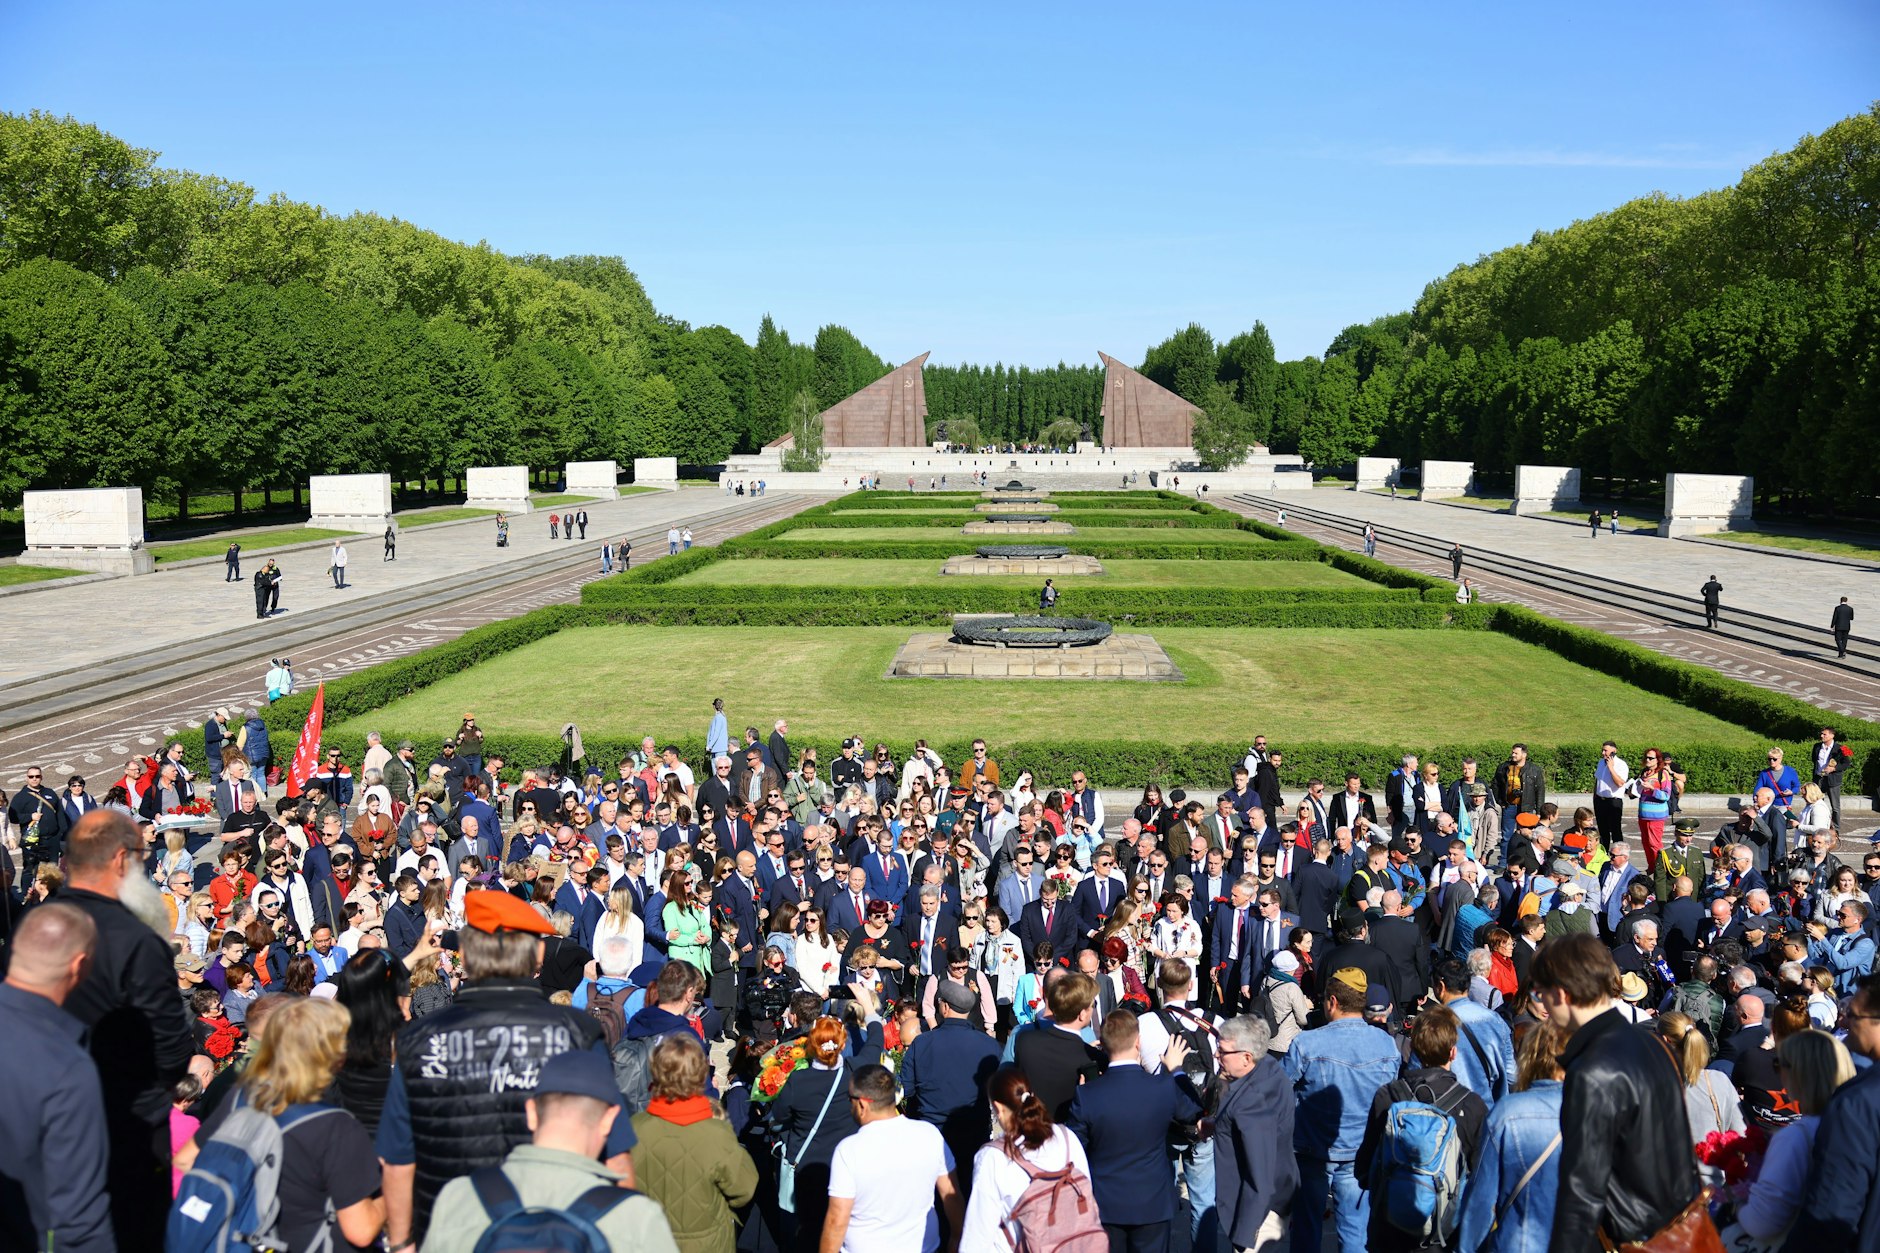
xmin=1253 ymin=751 xmax=1284 ymax=819
xmin=763 ymin=850 xmax=815 ymax=916
xmin=1321 ymin=909 xmax=1393 ymax=999
xmin=714 ymin=809 xmax=758 ymax=859
xmin=1612 ymin=917 xmax=1671 ymax=1004
xmin=1659 ymin=876 xmax=1706 ymax=975
xmin=1066 ymin=1009 xmax=1204 ymax=1253
xmin=1411 ymin=764 xmax=1464 ymax=838
xmin=1012 ymin=971 xmax=1103 ymax=1123
xmin=826 ymin=866 xmax=871 ymax=936
xmin=1291 ymin=838 xmax=1342 ymax=943
xmin=861 ymin=832 xmax=909 ymax=918
xmin=1831 ymin=597 xmax=1854 ymax=657
xmin=1718 ymin=994 xmax=1768 ymax=1065
xmin=552 ymin=866 xmax=608 ymax=949
xmin=1694 ymin=897 xmax=1746 ymax=960
xmin=1209 ymin=880 xmax=1256 ymax=1015
xmin=1248 ymin=887 xmax=1299 ymax=985
xmin=898 ymin=979 xmax=1003 ymax=1184
xmin=1191 ymin=850 xmax=1231 ymax=931
xmin=1326 ymin=774 xmax=1377 ymax=834
xmin=1017 ymin=879 xmax=1078 ymax=959
xmin=901 ymin=885 xmax=961 ymax=983
xmin=1214 ymin=1016 xmax=1297 ymax=1251
xmin=713 ymin=851 xmax=764 ymax=972
xmin=1071 ymin=848 xmax=1127 ymax=947
xmin=1369 ymin=891 xmax=1429 ymax=1016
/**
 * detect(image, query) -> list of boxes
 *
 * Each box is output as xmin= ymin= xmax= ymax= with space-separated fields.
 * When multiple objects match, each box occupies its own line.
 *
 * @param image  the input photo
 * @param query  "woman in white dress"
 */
xmin=1148 ymin=894 xmax=1203 ymax=966
xmin=962 ymin=1065 xmax=1094 ymax=1252
xmin=794 ymin=906 xmax=841 ymax=998
xmin=591 ymin=887 xmax=644 ymax=972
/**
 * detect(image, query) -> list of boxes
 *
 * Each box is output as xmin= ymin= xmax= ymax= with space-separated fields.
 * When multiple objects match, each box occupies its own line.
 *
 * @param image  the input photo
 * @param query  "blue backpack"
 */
xmin=468 ymin=1167 xmax=639 ymax=1253
xmin=168 ymin=1102 xmax=341 ymax=1253
xmin=1370 ymin=1078 xmax=1469 ymax=1244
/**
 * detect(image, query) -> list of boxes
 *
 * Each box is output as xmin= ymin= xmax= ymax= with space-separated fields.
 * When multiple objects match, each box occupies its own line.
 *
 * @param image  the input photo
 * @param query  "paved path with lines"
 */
xmin=0 ymin=491 xmax=826 ymax=788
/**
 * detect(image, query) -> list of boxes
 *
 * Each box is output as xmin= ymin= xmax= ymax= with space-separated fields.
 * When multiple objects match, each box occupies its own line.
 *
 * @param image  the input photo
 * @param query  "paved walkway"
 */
xmin=0 ymin=489 xmax=766 ymax=688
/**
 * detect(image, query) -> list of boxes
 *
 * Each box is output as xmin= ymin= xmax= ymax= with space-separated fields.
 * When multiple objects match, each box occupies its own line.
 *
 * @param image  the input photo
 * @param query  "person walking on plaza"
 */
xmin=601 ymin=543 xmax=613 ymax=574
xmin=330 ymin=539 xmax=349 ymax=589
xmin=1533 ymin=933 xmax=1706 ymax=1251
xmin=668 ymin=525 xmax=681 ymax=555
xmin=1449 ymin=542 xmax=1463 ymax=578
xmin=549 ymin=512 xmax=560 ymax=539
xmin=495 ymin=512 xmax=508 ymax=547
xmin=682 ymin=526 xmax=693 ymax=550
xmin=224 ymin=540 xmax=241 ymax=581
xmin=576 ymin=509 xmax=588 ymax=539
xmin=383 ymin=524 xmax=396 ymax=561
xmin=618 ymin=537 xmax=631 ymax=569
xmin=1362 ymin=523 xmax=1376 ymax=557
xmin=1831 ymin=596 xmax=1854 ymax=657
xmin=1700 ymin=573 xmax=1723 ymax=629
xmin=1589 ymin=509 xmax=1602 ymax=536
xmin=1213 ymin=1014 xmax=1296 ymax=1253
xmin=0 ymin=903 xmax=113 ymax=1253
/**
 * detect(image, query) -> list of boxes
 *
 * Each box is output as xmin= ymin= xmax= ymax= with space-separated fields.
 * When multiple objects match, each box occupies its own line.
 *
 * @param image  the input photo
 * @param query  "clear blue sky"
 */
xmin=4 ymin=2 xmax=1875 ymax=366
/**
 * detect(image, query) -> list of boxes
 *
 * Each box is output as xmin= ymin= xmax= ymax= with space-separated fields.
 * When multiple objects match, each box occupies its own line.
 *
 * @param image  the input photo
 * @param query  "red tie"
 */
xmin=853 ymin=892 xmax=862 ymax=920
xmin=1044 ymin=907 xmax=1054 ymax=933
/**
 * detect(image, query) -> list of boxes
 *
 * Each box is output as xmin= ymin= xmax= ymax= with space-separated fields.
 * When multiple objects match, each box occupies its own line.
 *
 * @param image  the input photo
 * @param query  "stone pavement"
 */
xmin=1268 ymin=489 xmax=1876 ymax=635
xmin=0 ymin=489 xmax=769 ymax=689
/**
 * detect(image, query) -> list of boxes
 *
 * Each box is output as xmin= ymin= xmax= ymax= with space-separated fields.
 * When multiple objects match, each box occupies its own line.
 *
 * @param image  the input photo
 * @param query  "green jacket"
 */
xmin=420 ymin=1144 xmax=680 ymax=1253
xmin=628 ymin=1108 xmax=759 ymax=1253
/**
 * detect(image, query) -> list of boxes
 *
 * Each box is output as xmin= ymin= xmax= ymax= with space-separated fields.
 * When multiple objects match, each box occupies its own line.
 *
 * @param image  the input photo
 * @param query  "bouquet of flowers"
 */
xmin=752 ymin=1038 xmax=808 ymax=1103
xmin=165 ymin=799 xmax=214 ymax=817
xmin=1044 ymin=869 xmax=1077 ymax=897
xmin=1696 ymin=1125 xmax=1767 ymax=1209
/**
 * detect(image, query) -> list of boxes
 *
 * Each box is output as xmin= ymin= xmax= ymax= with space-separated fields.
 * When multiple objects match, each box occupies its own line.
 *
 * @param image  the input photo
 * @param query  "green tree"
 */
xmin=1192 ymin=383 xmax=1257 ymax=469
xmin=1298 ymin=356 xmax=1364 ymax=467
xmin=1217 ymin=322 xmax=1277 ymax=441
xmin=751 ymin=314 xmax=790 ymax=448
xmin=780 ymin=388 xmax=825 ymax=471
xmin=1141 ymin=323 xmax=1218 ymax=405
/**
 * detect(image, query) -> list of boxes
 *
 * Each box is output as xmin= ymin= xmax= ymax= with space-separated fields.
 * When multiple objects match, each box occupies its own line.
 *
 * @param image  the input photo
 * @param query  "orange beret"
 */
xmin=463 ymin=889 xmax=556 ymax=936
xmin=1515 ymin=812 xmax=1540 ymax=829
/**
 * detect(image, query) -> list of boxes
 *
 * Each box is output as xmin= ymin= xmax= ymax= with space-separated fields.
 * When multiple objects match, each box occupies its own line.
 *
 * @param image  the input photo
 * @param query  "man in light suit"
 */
xmin=1065 ymin=1010 xmax=1203 ymax=1253
xmin=997 ymin=845 xmax=1044 ymax=922
xmin=1017 ymin=878 xmax=1078 ymax=959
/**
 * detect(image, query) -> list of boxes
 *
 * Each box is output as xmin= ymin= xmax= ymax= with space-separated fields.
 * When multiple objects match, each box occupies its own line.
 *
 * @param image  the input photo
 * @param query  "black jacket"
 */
xmin=1552 ymin=1007 xmax=1702 ymax=1250
xmin=1368 ymin=915 xmax=1429 ymax=1013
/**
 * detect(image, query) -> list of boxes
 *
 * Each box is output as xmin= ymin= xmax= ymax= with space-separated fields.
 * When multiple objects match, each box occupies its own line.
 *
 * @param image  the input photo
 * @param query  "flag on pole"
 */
xmin=284 ymin=683 xmax=326 ymax=799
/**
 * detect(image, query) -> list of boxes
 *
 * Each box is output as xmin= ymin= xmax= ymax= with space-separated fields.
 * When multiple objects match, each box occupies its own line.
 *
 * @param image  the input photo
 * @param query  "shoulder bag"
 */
xmin=774 ymin=1061 xmax=843 ymax=1214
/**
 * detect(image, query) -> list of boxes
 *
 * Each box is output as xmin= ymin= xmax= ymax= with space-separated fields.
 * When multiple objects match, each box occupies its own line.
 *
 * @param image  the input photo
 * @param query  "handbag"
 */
xmin=1476 ymin=1132 xmax=1559 ymax=1253
xmin=1596 ymin=1191 xmax=1722 ymax=1253
xmin=774 ymin=1060 xmax=843 ymax=1215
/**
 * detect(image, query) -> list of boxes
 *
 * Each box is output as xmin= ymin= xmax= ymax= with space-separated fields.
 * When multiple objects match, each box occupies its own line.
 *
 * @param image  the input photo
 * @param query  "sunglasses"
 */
xmin=963 ymin=913 xmax=982 ymax=921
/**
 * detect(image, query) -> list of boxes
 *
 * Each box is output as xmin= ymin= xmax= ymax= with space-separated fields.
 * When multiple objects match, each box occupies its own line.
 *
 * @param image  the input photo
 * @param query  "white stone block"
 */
xmin=564 ymin=460 xmax=619 ymax=499
xmin=633 ymin=457 xmax=679 ymax=487
xmin=1512 ymin=465 xmax=1581 ymax=515
xmin=1355 ymin=457 xmax=1400 ymax=490
xmin=1420 ymin=460 xmax=1475 ymax=499
xmin=1660 ymin=473 xmax=1753 ymax=538
xmin=23 ymin=487 xmax=153 ymax=574
xmin=465 ymin=465 xmax=532 ymax=513
xmin=308 ymin=473 xmax=394 ymax=532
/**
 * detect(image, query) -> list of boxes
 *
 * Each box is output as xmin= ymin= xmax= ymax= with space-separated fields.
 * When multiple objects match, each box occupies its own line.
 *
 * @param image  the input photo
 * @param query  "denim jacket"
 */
xmin=1282 ymin=1017 xmax=1402 ymax=1160
xmin=1457 ymin=1080 xmax=1563 ymax=1253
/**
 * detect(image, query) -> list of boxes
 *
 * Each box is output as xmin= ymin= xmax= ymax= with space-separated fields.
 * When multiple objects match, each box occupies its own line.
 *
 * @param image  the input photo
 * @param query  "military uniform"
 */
xmin=1654 ymin=828 xmax=1706 ymax=900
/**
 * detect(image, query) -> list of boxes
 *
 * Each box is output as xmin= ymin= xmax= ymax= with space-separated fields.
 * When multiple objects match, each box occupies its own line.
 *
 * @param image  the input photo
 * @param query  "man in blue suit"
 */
xmin=1071 ymin=846 xmax=1127 ymax=949
xmin=1066 ymin=1009 xmax=1204 ymax=1253
xmin=826 ymin=866 xmax=871 ymax=936
xmin=713 ymin=850 xmax=763 ymax=972
xmin=763 ymin=850 xmax=815 ymax=916
xmin=1292 ymin=836 xmax=1343 ymax=943
xmin=1209 ymin=879 xmax=1257 ymax=1015
xmin=997 ymin=845 xmax=1044 ymax=922
xmin=861 ymin=831 xmax=908 ymax=921
xmin=1213 ymin=1015 xmax=1297 ymax=1250
xmin=551 ymin=866 xmax=607 ymax=949
xmin=1017 ymin=878 xmax=1078 ymax=960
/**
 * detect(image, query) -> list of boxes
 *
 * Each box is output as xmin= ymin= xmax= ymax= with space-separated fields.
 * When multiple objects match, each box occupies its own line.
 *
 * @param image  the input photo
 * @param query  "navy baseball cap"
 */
xmin=535 ymin=1049 xmax=622 ymax=1107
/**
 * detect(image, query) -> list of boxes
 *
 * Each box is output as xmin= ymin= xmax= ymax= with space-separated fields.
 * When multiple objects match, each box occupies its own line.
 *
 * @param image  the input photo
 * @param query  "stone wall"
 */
xmin=1420 ymin=460 xmax=1475 ymax=499
xmin=465 ymin=465 xmax=532 ymax=513
xmin=1512 ymin=465 xmax=1581 ymax=515
xmin=632 ymin=457 xmax=679 ymax=487
xmin=308 ymin=473 xmax=394 ymax=532
xmin=1660 ymin=473 xmax=1753 ymax=538
xmin=1355 ymin=457 xmax=1400 ymax=490
xmin=23 ymin=487 xmax=154 ymax=574
xmin=564 ymin=460 xmax=620 ymax=499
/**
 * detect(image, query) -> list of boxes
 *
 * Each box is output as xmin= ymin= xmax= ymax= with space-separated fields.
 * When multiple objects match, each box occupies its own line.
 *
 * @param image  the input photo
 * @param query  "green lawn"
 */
xmin=1702 ymin=530 xmax=1880 ymax=561
xmin=332 ymin=625 xmax=1762 ymax=748
xmin=531 ymin=494 xmax=600 ymax=508
xmin=1436 ymin=494 xmax=1515 ymax=511
xmin=0 ymin=563 xmax=84 ymax=586
xmin=398 ymin=507 xmax=500 ymax=527
xmin=668 ymin=557 xmax=1376 ymax=589
xmin=775 ymin=526 xmax=1270 ymax=544
xmin=151 ymin=526 xmax=355 ymax=563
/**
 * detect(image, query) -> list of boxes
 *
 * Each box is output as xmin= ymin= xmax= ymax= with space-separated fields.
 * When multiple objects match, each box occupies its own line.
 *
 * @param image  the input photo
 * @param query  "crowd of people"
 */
xmin=1 ymin=715 xmax=1878 ymax=1253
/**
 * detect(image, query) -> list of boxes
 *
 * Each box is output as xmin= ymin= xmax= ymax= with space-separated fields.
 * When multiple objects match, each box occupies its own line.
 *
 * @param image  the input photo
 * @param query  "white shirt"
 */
xmin=960 ymin=1125 xmax=1090 ymax=1253
xmin=829 ymin=1114 xmax=953 ymax=1253
xmin=1595 ymin=756 xmax=1631 ymax=799
xmin=1135 ymin=1000 xmax=1219 ymax=1076
xmin=657 ymin=762 xmax=696 ymax=792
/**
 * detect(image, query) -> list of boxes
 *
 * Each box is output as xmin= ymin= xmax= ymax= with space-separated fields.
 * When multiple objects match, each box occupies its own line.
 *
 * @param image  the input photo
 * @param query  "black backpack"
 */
xmin=1156 ymin=1005 xmax=1222 ymax=1145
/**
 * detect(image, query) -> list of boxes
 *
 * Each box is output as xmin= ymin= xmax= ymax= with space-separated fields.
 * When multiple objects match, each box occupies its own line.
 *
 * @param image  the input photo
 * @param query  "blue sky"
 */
xmin=4 ymin=2 xmax=1875 ymax=365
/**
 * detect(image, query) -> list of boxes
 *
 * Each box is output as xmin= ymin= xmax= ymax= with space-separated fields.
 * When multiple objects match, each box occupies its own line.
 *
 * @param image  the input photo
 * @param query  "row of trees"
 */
xmin=0 ymin=111 xmax=899 ymax=507
xmin=1139 ymin=106 xmax=1878 ymax=494
xmin=920 ymin=362 xmax=1104 ymax=445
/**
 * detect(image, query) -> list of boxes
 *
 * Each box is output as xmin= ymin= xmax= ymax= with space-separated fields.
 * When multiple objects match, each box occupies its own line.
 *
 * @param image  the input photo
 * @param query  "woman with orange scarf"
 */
xmin=630 ymin=1033 xmax=758 ymax=1253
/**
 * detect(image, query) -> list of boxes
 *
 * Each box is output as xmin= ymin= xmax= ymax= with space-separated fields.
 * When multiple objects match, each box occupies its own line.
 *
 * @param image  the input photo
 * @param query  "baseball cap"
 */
xmin=174 ymin=952 xmax=207 ymax=974
xmin=1558 ymin=879 xmax=1586 ymax=898
xmin=535 ymin=1049 xmax=623 ymax=1107
xmin=1365 ymin=985 xmax=1393 ymax=1016
xmin=464 ymin=890 xmax=557 ymax=936
xmin=397 ymin=739 xmax=415 ymax=751
xmin=937 ymin=980 xmax=976 ymax=1012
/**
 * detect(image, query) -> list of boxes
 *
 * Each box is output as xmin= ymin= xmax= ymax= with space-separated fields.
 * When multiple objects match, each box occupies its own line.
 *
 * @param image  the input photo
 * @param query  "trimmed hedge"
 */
xmin=784 ymin=510 xmax=1243 ymax=530
xmin=581 ymin=583 xmax=1417 ymax=609
xmin=738 ymin=538 xmax=1328 ymax=561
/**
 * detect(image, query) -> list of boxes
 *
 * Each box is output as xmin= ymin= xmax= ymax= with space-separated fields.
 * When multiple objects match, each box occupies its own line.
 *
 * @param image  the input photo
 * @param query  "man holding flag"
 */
xmin=284 ymin=684 xmax=327 ymax=804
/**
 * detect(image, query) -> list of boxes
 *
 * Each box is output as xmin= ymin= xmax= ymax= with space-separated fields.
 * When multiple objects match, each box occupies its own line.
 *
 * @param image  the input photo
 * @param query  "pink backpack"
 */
xmin=1002 ymin=1156 xmax=1107 ymax=1252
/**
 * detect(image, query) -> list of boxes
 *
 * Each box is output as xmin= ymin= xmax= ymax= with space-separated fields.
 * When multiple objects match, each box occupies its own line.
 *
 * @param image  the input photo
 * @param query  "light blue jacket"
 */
xmin=1457 ymin=1080 xmax=1563 ymax=1253
xmin=1282 ymin=1017 xmax=1401 ymax=1161
xmin=1447 ymin=995 xmax=1518 ymax=1103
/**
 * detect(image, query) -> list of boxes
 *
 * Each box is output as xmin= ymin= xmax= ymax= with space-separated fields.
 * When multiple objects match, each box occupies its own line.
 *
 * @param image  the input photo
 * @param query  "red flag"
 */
xmin=284 ymin=683 xmax=326 ymax=799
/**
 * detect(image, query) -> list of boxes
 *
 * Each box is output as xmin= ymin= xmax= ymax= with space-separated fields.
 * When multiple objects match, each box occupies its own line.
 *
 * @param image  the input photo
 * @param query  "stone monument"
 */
xmin=632 ymin=457 xmax=679 ymax=488
xmin=22 ymin=487 xmax=154 ymax=575
xmin=1356 ymin=457 xmax=1401 ymax=491
xmin=941 ymin=545 xmax=1105 ymax=576
xmin=465 ymin=466 xmax=532 ymax=513
xmin=1097 ymin=352 xmax=1198 ymax=447
xmin=1420 ymin=460 xmax=1475 ymax=500
xmin=888 ymin=613 xmax=1183 ymax=680
xmin=308 ymin=473 xmax=394 ymax=533
xmin=565 ymin=460 xmax=620 ymax=500
xmin=1660 ymin=473 xmax=1753 ymax=538
xmin=1512 ymin=465 xmax=1582 ymax=515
